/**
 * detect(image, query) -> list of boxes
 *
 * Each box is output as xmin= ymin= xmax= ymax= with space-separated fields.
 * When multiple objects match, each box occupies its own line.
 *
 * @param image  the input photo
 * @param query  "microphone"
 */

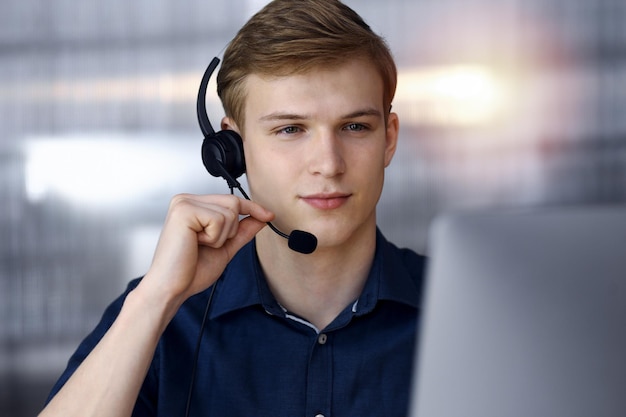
xmin=286 ymin=229 xmax=318 ymax=254
xmin=267 ymin=223 xmax=318 ymax=255
xmin=214 ymin=162 xmax=317 ymax=254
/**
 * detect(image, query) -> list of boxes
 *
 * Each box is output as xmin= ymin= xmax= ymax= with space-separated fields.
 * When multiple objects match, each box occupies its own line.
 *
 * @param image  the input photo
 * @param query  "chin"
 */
xmin=310 ymin=220 xmax=375 ymax=249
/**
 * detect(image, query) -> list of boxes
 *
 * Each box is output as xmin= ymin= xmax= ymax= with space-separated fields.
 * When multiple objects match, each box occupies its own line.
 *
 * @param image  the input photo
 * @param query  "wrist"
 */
xmin=124 ymin=279 xmax=185 ymax=333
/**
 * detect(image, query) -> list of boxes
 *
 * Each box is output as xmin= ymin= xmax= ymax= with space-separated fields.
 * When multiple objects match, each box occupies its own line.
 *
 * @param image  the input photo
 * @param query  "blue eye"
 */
xmin=345 ymin=123 xmax=367 ymax=132
xmin=278 ymin=125 xmax=301 ymax=135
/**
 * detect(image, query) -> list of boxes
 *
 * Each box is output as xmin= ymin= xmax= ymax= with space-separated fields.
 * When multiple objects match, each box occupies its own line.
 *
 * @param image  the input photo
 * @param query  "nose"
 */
xmin=306 ymin=129 xmax=346 ymax=177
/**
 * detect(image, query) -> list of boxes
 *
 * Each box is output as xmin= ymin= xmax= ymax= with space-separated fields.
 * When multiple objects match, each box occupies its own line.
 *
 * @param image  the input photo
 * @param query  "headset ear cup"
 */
xmin=201 ymin=130 xmax=246 ymax=179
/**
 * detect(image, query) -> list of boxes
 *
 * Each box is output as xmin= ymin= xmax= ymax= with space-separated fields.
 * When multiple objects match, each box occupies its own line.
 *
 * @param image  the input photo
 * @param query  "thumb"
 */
xmin=223 ymin=216 xmax=268 ymax=256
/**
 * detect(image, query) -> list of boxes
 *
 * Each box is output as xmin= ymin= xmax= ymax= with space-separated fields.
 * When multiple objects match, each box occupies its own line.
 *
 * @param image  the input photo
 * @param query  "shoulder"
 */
xmin=374 ymin=230 xmax=428 ymax=307
xmin=394 ymin=245 xmax=427 ymax=277
xmin=379 ymin=231 xmax=427 ymax=280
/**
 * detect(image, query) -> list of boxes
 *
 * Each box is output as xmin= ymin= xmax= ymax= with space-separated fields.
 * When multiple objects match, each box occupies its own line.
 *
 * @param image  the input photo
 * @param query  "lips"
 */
xmin=300 ymin=192 xmax=351 ymax=210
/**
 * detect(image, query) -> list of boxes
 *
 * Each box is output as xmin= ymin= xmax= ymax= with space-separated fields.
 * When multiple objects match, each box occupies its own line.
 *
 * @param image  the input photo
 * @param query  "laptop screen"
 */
xmin=409 ymin=205 xmax=626 ymax=417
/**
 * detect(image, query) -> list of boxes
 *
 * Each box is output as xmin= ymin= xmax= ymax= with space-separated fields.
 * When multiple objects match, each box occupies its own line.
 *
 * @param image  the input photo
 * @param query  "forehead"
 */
xmin=241 ymin=59 xmax=385 ymax=123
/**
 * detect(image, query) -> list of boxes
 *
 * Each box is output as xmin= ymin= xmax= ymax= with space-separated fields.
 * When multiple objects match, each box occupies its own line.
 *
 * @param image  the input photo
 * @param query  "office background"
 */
xmin=1 ymin=0 xmax=625 ymax=415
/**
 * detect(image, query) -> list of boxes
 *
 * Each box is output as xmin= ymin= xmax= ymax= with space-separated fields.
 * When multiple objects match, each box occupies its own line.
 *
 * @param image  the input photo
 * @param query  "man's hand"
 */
xmin=38 ymin=194 xmax=272 ymax=417
xmin=139 ymin=193 xmax=274 ymax=310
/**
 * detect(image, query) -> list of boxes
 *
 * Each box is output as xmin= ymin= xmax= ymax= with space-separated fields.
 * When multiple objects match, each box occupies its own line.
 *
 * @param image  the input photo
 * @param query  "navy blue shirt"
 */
xmin=48 ymin=230 xmax=426 ymax=417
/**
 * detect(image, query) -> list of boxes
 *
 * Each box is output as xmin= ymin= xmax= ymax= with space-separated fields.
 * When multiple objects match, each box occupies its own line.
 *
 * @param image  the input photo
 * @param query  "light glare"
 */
xmin=395 ymin=65 xmax=508 ymax=127
xmin=24 ymin=135 xmax=192 ymax=207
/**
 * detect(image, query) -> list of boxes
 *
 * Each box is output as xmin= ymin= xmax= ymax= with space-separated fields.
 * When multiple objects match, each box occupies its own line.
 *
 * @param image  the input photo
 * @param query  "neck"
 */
xmin=255 ymin=226 xmax=377 ymax=330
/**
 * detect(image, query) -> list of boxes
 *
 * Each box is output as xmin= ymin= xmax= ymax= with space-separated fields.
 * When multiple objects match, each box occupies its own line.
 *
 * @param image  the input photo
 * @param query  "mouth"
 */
xmin=300 ymin=192 xmax=352 ymax=210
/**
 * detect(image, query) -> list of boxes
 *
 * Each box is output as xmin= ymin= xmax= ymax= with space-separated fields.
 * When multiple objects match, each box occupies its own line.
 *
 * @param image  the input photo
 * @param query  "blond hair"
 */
xmin=217 ymin=0 xmax=397 ymax=129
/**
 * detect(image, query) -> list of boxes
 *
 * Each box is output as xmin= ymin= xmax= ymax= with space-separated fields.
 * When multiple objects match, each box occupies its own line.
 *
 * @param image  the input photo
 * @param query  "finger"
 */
xmin=176 ymin=196 xmax=239 ymax=247
xmin=237 ymin=198 xmax=275 ymax=223
xmin=176 ymin=193 xmax=274 ymax=224
xmin=222 ymin=215 xmax=269 ymax=256
xmin=202 ymin=197 xmax=273 ymax=247
xmin=205 ymin=203 xmax=239 ymax=247
xmin=167 ymin=193 xmax=274 ymax=248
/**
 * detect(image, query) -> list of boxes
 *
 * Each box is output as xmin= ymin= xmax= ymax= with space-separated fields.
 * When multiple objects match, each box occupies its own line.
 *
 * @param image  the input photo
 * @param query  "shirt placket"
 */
xmin=306 ymin=331 xmax=333 ymax=417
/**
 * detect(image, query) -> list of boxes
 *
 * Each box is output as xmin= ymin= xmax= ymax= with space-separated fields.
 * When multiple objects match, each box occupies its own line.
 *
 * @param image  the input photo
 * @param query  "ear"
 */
xmin=221 ymin=116 xmax=241 ymax=135
xmin=383 ymin=112 xmax=399 ymax=167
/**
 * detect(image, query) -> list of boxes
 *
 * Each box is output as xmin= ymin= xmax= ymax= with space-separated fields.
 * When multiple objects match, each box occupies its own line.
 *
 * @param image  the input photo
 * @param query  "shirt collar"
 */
xmin=209 ymin=229 xmax=423 ymax=320
xmin=352 ymin=228 xmax=423 ymax=315
xmin=208 ymin=239 xmax=270 ymax=320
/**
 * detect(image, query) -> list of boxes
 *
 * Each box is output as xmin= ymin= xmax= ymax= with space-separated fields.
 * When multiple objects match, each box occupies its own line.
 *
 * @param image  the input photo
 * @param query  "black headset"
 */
xmin=197 ymin=57 xmax=246 ymax=187
xmin=186 ymin=54 xmax=317 ymax=416
xmin=195 ymin=56 xmax=317 ymax=255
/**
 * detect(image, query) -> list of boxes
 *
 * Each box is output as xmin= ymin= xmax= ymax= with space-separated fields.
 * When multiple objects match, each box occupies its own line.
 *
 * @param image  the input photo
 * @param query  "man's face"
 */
xmin=238 ymin=58 xmax=398 ymax=250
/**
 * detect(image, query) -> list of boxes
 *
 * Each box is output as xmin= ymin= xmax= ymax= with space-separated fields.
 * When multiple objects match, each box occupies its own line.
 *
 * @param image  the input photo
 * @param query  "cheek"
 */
xmin=244 ymin=145 xmax=294 ymax=194
xmin=245 ymin=139 xmax=302 ymax=173
xmin=356 ymin=143 xmax=389 ymax=171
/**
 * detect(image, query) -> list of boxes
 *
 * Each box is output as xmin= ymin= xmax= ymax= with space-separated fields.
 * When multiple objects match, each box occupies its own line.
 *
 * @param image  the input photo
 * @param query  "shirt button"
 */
xmin=318 ymin=333 xmax=327 ymax=344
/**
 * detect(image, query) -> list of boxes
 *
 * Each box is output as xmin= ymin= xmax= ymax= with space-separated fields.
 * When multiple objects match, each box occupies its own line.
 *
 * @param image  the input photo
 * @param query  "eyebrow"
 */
xmin=258 ymin=107 xmax=382 ymax=123
xmin=259 ymin=112 xmax=308 ymax=122
xmin=341 ymin=108 xmax=383 ymax=120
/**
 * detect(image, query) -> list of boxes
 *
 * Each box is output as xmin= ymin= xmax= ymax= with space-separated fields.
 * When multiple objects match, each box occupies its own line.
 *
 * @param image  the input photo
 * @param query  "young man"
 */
xmin=40 ymin=1 xmax=426 ymax=416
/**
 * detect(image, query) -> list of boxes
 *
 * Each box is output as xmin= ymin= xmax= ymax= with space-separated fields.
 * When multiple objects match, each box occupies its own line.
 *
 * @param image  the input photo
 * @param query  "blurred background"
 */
xmin=1 ymin=0 xmax=625 ymax=415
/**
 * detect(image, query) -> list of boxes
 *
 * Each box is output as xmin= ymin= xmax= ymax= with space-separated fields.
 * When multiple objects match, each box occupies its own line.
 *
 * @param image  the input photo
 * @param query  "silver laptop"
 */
xmin=409 ymin=205 xmax=626 ymax=417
